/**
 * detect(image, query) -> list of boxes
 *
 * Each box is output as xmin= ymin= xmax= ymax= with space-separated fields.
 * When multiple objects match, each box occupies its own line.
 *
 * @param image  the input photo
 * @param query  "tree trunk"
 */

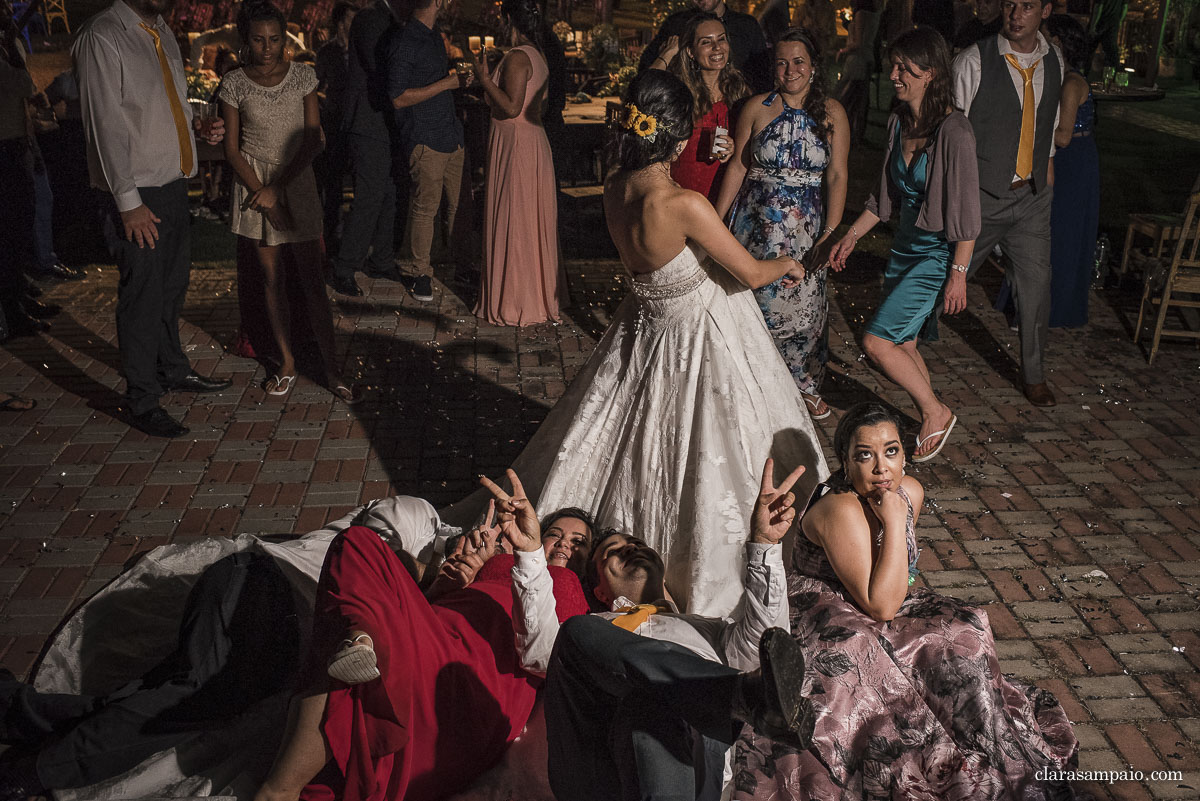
xmin=1147 ymin=0 xmax=1171 ymax=85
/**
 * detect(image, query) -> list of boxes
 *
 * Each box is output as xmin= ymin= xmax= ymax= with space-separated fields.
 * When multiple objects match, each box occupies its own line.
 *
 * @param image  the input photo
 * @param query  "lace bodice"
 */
xmin=218 ymin=62 xmax=318 ymax=165
xmin=627 ymin=244 xmax=720 ymax=324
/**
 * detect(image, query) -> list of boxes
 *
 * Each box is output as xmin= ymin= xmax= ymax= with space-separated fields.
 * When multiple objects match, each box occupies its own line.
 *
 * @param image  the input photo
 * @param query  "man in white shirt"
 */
xmin=481 ymin=462 xmax=814 ymax=801
xmin=952 ymin=0 xmax=1063 ymax=408
xmin=73 ymin=0 xmax=233 ymax=438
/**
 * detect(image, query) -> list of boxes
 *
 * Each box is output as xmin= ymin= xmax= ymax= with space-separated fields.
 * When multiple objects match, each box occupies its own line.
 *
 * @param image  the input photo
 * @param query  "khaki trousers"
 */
xmin=406 ymin=144 xmax=464 ymax=272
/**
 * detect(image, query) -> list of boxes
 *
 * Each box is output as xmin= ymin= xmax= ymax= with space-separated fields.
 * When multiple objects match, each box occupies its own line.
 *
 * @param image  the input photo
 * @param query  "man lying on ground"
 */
xmin=478 ymin=461 xmax=816 ymax=801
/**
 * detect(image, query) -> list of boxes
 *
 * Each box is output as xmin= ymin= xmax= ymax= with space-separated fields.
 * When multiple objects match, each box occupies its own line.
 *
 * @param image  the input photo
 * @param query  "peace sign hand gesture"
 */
xmin=478 ymin=469 xmax=541 ymax=553
xmin=750 ymin=457 xmax=807 ymax=545
xmin=464 ymin=499 xmax=504 ymax=559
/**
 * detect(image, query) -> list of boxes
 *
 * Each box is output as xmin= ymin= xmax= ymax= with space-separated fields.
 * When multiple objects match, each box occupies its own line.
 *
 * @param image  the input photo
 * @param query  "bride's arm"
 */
xmin=676 ymin=192 xmax=802 ymax=289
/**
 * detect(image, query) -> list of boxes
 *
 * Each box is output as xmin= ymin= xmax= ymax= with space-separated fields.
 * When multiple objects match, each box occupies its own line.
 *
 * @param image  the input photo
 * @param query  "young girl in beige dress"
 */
xmin=220 ymin=0 xmax=355 ymax=401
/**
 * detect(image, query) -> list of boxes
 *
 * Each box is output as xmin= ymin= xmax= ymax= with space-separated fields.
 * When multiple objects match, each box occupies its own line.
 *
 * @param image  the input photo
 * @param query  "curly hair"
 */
xmin=1045 ymin=14 xmax=1089 ymax=73
xmin=669 ymin=13 xmax=749 ymax=124
xmin=827 ymin=401 xmax=905 ymax=489
xmin=236 ymin=0 xmax=287 ymax=43
xmin=501 ymin=0 xmax=556 ymax=55
xmin=773 ymin=27 xmax=832 ymax=143
xmin=608 ymin=69 xmax=694 ymax=172
xmin=889 ymin=26 xmax=956 ymax=139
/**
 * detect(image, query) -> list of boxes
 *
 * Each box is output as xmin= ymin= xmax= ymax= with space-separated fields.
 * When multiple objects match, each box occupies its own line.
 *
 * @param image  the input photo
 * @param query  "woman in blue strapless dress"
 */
xmin=829 ymin=28 xmax=980 ymax=463
xmin=715 ymin=28 xmax=850 ymax=421
xmin=1047 ymin=15 xmax=1099 ymax=328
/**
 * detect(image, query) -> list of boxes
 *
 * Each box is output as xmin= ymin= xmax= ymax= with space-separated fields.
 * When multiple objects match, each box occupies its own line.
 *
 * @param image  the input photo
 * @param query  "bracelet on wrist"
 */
xmin=823 ymin=225 xmax=834 ymax=236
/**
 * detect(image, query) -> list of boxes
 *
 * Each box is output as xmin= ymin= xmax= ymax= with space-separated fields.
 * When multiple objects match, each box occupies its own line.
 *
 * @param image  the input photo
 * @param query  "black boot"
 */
xmin=733 ymin=628 xmax=815 ymax=750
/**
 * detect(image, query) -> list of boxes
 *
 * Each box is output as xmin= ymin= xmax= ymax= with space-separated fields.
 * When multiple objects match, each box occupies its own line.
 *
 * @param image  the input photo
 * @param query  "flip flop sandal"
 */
xmin=0 ymin=396 xmax=36 ymax=412
xmin=913 ymin=414 xmax=958 ymax=463
xmin=265 ymin=374 xmax=295 ymax=397
xmin=332 ymin=383 xmax=361 ymax=405
xmin=802 ymin=394 xmax=832 ymax=421
xmin=327 ymin=634 xmax=380 ymax=685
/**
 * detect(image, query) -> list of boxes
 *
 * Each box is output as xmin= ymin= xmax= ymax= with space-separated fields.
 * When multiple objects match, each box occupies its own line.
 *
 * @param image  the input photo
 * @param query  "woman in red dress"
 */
xmin=645 ymin=13 xmax=749 ymax=202
xmin=253 ymin=495 xmax=593 ymax=801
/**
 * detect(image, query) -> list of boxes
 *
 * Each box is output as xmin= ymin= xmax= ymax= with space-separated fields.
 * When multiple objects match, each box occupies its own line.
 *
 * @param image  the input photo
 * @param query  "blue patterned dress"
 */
xmin=727 ymin=93 xmax=830 ymax=397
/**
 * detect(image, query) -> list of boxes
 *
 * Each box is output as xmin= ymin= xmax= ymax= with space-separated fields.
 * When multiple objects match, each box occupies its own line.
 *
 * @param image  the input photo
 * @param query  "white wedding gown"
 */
xmin=25 ymin=244 xmax=829 ymax=799
xmin=446 ymin=243 xmax=829 ymax=617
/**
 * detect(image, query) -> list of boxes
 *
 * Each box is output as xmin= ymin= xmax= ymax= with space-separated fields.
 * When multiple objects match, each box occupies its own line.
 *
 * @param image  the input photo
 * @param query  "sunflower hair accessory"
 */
xmin=620 ymin=103 xmax=660 ymax=142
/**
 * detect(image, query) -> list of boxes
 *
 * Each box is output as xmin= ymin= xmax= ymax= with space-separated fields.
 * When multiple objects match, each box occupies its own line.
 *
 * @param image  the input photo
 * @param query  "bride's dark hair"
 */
xmin=609 ymin=70 xmax=693 ymax=172
xmin=828 ymin=402 xmax=905 ymax=491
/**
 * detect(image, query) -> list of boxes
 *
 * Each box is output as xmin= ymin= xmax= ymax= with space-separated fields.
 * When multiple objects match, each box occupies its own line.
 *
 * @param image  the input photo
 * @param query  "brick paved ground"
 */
xmin=1 ymin=244 xmax=1197 ymax=799
xmin=8 ymin=48 xmax=1200 ymax=794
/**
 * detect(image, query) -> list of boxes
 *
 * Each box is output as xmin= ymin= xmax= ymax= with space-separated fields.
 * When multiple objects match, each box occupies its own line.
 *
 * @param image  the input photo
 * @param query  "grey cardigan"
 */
xmin=865 ymin=111 xmax=982 ymax=243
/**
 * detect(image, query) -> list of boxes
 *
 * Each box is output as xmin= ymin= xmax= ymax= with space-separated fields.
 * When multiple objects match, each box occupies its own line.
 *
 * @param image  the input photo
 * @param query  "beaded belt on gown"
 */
xmin=629 ymin=260 xmax=707 ymax=301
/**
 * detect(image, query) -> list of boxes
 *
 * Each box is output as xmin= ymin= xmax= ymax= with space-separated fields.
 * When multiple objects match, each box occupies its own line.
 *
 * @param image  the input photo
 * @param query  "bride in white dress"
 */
xmin=450 ymin=70 xmax=829 ymax=617
xmin=17 ymin=71 xmax=830 ymax=801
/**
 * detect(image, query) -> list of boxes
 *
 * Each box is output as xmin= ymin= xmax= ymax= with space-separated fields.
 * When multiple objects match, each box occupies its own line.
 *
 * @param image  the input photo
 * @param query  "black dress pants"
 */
xmin=109 ymin=179 xmax=194 ymax=415
xmin=544 ymin=615 xmax=742 ymax=801
xmin=0 ymin=551 xmax=299 ymax=789
xmin=0 ymin=136 xmax=37 ymax=337
xmin=332 ymin=132 xmax=396 ymax=281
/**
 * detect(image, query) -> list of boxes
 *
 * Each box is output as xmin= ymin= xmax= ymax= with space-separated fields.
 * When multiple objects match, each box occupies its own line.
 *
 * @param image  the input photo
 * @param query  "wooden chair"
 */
xmin=1119 ymin=172 xmax=1200 ymax=275
xmin=43 ymin=0 xmax=69 ymax=34
xmin=1134 ymin=191 xmax=1200 ymax=363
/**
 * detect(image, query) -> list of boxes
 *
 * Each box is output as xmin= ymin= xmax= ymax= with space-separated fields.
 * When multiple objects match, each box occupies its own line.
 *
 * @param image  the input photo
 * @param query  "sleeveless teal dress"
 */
xmin=864 ymin=123 xmax=951 ymax=344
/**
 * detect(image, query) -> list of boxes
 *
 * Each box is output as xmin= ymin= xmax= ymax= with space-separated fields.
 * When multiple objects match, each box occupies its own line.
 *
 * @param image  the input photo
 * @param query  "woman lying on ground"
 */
xmin=733 ymin=401 xmax=1078 ymax=800
xmin=253 ymin=499 xmax=594 ymax=801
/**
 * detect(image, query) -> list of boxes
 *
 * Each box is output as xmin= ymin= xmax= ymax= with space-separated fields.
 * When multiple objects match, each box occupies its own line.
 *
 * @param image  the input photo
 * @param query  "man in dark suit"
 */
xmin=329 ymin=0 xmax=399 ymax=297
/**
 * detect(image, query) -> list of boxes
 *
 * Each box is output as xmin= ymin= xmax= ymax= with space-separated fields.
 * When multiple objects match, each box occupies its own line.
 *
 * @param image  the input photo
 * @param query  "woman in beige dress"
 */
xmin=220 ymin=0 xmax=354 ymax=401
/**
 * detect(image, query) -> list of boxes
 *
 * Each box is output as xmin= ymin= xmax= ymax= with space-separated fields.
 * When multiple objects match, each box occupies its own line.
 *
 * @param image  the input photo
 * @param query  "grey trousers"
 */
xmin=967 ymin=185 xmax=1053 ymax=385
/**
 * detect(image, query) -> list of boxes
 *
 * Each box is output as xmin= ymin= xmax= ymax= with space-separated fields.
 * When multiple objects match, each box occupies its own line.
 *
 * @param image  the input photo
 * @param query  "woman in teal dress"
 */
xmin=829 ymin=27 xmax=980 ymax=462
xmin=715 ymin=28 xmax=849 ymax=420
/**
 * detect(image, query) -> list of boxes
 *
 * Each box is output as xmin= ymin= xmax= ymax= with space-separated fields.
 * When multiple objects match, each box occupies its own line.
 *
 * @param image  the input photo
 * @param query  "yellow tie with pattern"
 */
xmin=612 ymin=603 xmax=663 ymax=632
xmin=140 ymin=22 xmax=194 ymax=176
xmin=1003 ymin=53 xmax=1039 ymax=181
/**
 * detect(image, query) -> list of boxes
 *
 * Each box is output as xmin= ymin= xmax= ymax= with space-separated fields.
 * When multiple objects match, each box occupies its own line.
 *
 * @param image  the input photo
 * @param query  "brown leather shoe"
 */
xmin=1023 ymin=382 xmax=1057 ymax=407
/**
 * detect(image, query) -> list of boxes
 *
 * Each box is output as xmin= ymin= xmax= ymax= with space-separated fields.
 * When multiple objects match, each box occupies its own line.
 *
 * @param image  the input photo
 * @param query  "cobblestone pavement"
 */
xmin=0 ymin=246 xmax=1198 ymax=801
xmin=1102 ymin=103 xmax=1200 ymax=142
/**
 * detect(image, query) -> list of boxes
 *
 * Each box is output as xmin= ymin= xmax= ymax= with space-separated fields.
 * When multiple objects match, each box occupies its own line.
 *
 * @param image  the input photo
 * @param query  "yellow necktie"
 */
xmin=1003 ymin=53 xmax=1039 ymax=181
xmin=140 ymin=22 xmax=193 ymax=176
xmin=612 ymin=603 xmax=663 ymax=632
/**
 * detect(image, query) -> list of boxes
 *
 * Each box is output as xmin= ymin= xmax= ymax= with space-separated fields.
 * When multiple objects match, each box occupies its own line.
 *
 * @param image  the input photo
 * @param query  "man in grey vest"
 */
xmin=953 ymin=0 xmax=1062 ymax=407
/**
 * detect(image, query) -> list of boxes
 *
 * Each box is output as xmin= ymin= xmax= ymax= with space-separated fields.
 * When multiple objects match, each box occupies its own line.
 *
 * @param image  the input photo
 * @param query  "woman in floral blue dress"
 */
xmin=716 ymin=28 xmax=849 ymax=420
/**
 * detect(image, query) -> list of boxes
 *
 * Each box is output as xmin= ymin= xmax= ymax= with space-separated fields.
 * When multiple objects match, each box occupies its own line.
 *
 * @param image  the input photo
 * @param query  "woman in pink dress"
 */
xmin=471 ymin=0 xmax=564 ymax=327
